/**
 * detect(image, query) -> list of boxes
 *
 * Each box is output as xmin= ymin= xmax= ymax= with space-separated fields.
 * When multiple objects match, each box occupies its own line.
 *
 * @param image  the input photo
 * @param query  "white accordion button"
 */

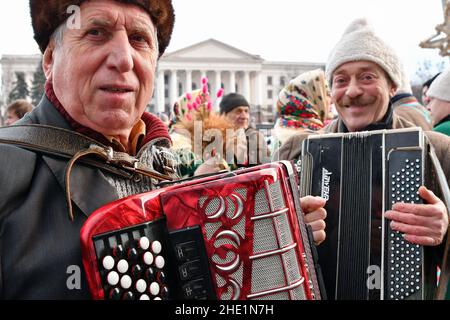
xmin=139 ymin=237 xmax=150 ymax=251
xmin=117 ymin=259 xmax=129 ymax=274
xmin=107 ymin=271 xmax=120 ymax=286
xmin=152 ymin=241 xmax=162 ymax=254
xmin=120 ymin=275 xmax=132 ymax=290
xmin=154 ymin=297 xmax=162 ymax=301
xmin=143 ymin=252 xmax=154 ymax=266
xmin=150 ymin=282 xmax=160 ymax=296
xmin=136 ymin=279 xmax=147 ymax=293
xmin=155 ymin=256 xmax=165 ymax=269
xmin=140 ymin=294 xmax=150 ymax=301
xmin=102 ymin=256 xmax=115 ymax=271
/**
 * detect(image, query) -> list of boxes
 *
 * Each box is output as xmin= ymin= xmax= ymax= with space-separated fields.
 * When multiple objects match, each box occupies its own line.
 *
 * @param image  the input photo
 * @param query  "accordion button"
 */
xmin=107 ymin=271 xmax=120 ymax=286
xmin=145 ymin=268 xmax=156 ymax=282
xmin=123 ymin=291 xmax=135 ymax=301
xmin=140 ymin=294 xmax=150 ymax=301
xmin=128 ymin=248 xmax=139 ymax=261
xmin=154 ymin=297 xmax=162 ymax=301
xmin=132 ymin=265 xmax=143 ymax=279
xmin=139 ymin=237 xmax=150 ymax=251
xmin=150 ymin=282 xmax=160 ymax=296
xmin=152 ymin=241 xmax=162 ymax=255
xmin=143 ymin=252 xmax=154 ymax=266
xmin=113 ymin=245 xmax=126 ymax=259
xmin=155 ymin=256 xmax=165 ymax=269
xmin=136 ymin=279 xmax=147 ymax=293
xmin=117 ymin=259 xmax=129 ymax=274
xmin=157 ymin=271 xmax=167 ymax=284
xmin=160 ymin=286 xmax=169 ymax=299
xmin=108 ymin=288 xmax=122 ymax=300
xmin=120 ymin=275 xmax=132 ymax=290
xmin=102 ymin=256 xmax=115 ymax=271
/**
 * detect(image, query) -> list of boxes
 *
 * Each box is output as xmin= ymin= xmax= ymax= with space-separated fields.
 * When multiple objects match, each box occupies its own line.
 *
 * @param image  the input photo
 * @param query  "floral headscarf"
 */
xmin=277 ymin=69 xmax=330 ymax=131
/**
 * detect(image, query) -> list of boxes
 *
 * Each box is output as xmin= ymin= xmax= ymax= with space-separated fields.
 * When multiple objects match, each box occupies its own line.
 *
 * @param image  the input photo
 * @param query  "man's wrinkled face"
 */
xmin=226 ymin=106 xmax=250 ymax=130
xmin=331 ymin=61 xmax=397 ymax=132
xmin=43 ymin=0 xmax=158 ymax=137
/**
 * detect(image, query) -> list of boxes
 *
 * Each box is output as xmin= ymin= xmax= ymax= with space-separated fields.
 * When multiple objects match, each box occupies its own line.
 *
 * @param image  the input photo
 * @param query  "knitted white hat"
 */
xmin=326 ymin=18 xmax=403 ymax=88
xmin=427 ymin=66 xmax=450 ymax=102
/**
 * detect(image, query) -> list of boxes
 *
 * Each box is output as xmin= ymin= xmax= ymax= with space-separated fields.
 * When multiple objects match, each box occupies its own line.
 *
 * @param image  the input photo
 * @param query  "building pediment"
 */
xmin=162 ymin=39 xmax=264 ymax=62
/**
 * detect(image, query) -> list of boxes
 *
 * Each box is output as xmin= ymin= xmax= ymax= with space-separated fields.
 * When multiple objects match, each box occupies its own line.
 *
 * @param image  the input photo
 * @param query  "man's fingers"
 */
xmin=390 ymin=221 xmax=440 ymax=238
xmin=391 ymin=202 xmax=443 ymax=217
xmin=301 ymin=196 xmax=326 ymax=213
xmin=385 ymin=210 xmax=440 ymax=229
xmin=304 ymin=208 xmax=327 ymax=224
xmin=313 ymin=230 xmax=326 ymax=245
xmin=307 ymin=219 xmax=326 ymax=232
xmin=403 ymin=234 xmax=439 ymax=246
xmin=418 ymin=186 xmax=441 ymax=205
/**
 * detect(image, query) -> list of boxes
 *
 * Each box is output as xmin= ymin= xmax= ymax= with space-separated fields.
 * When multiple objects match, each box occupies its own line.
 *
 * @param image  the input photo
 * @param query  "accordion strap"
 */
xmin=428 ymin=143 xmax=450 ymax=299
xmin=0 ymin=124 xmax=175 ymax=221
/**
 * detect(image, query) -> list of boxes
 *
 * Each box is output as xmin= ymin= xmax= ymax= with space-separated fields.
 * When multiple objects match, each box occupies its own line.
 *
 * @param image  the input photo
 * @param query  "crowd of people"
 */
xmin=0 ymin=0 xmax=449 ymax=300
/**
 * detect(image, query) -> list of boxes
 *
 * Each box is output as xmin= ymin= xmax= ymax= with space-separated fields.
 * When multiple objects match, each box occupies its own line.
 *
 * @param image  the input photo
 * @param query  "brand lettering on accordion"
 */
xmin=321 ymin=168 xmax=332 ymax=201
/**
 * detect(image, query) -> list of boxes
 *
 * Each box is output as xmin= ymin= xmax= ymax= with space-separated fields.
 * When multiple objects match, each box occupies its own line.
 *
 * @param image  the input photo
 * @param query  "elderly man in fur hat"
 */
xmin=0 ymin=0 xmax=179 ymax=299
xmin=276 ymin=18 xmax=450 ymax=299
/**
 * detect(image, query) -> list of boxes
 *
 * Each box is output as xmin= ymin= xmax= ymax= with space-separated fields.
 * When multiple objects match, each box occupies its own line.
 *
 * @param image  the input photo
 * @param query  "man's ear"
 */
xmin=389 ymin=83 xmax=398 ymax=98
xmin=42 ymin=42 xmax=55 ymax=81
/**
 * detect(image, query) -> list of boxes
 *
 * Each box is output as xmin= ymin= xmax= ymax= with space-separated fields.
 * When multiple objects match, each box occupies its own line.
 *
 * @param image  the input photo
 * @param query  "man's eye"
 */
xmin=130 ymin=34 xmax=151 ymax=47
xmin=87 ymin=29 xmax=103 ymax=36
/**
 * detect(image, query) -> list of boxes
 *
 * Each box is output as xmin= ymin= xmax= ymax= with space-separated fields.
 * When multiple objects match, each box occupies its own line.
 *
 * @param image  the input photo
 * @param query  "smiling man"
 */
xmin=0 ymin=0 xmax=176 ymax=299
xmin=276 ymin=18 xmax=450 ymax=299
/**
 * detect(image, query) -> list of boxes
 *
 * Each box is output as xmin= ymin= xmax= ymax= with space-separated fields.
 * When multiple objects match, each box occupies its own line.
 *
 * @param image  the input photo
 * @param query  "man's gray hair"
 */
xmin=51 ymin=23 xmax=67 ymax=48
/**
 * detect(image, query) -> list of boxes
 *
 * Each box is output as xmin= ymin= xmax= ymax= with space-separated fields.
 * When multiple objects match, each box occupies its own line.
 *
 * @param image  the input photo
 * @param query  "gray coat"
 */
xmin=0 ymin=96 xmax=174 ymax=299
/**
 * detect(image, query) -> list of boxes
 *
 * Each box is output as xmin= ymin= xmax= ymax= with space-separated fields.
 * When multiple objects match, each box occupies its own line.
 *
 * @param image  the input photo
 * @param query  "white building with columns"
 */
xmin=151 ymin=39 xmax=324 ymax=123
xmin=1 ymin=39 xmax=324 ymax=124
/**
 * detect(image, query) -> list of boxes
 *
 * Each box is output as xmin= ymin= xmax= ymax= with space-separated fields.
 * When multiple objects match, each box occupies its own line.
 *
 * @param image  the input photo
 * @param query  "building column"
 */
xmin=215 ymin=71 xmax=222 ymax=95
xmin=170 ymin=70 xmax=178 ymax=108
xmin=243 ymin=71 xmax=250 ymax=100
xmin=255 ymin=71 xmax=263 ymax=106
xmin=229 ymin=71 xmax=236 ymax=93
xmin=200 ymin=70 xmax=207 ymax=81
xmin=185 ymin=70 xmax=192 ymax=92
xmin=156 ymin=69 xmax=165 ymax=114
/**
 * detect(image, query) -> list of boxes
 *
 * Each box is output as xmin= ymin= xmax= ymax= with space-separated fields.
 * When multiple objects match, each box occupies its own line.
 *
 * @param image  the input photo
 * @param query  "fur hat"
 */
xmin=219 ymin=93 xmax=250 ymax=114
xmin=29 ymin=0 xmax=175 ymax=57
xmin=427 ymin=67 xmax=450 ymax=102
xmin=326 ymin=18 xmax=403 ymax=88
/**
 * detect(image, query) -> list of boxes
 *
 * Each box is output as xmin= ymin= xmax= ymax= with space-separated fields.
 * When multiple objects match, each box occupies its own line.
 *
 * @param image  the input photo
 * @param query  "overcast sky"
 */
xmin=0 ymin=0 xmax=448 ymax=83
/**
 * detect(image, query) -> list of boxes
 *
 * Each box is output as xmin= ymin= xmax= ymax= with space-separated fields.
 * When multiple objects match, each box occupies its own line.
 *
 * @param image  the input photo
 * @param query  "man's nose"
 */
xmin=345 ymin=78 xmax=363 ymax=98
xmin=105 ymin=32 xmax=134 ymax=73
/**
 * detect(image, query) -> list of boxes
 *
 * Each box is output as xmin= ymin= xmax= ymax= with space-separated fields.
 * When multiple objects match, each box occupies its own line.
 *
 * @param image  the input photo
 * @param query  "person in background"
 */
xmin=427 ymin=67 xmax=450 ymax=136
xmin=5 ymin=99 xmax=33 ymax=126
xmin=423 ymin=73 xmax=442 ymax=109
xmin=219 ymin=93 xmax=270 ymax=167
xmin=391 ymin=70 xmax=432 ymax=130
xmin=272 ymin=69 xmax=331 ymax=152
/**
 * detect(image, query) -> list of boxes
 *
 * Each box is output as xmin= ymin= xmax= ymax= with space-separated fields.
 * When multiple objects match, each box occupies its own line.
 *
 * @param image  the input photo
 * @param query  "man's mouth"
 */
xmin=100 ymin=86 xmax=134 ymax=93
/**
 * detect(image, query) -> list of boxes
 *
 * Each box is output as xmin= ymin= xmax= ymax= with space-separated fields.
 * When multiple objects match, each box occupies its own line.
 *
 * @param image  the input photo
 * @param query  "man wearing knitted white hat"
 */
xmin=276 ymin=18 xmax=450 ymax=300
xmin=427 ymin=67 xmax=450 ymax=136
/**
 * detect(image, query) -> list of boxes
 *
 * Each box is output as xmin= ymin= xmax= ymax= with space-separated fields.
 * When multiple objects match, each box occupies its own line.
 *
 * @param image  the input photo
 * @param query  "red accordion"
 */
xmin=80 ymin=161 xmax=324 ymax=300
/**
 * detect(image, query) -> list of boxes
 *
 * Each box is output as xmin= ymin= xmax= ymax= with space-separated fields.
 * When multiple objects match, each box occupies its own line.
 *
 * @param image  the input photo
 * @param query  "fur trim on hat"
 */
xmin=326 ymin=18 xmax=402 ymax=88
xmin=427 ymin=66 xmax=450 ymax=102
xmin=29 ymin=0 xmax=174 ymax=57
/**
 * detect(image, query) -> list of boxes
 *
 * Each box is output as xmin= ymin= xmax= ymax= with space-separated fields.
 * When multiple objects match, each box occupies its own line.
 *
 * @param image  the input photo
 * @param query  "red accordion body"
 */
xmin=80 ymin=161 xmax=322 ymax=300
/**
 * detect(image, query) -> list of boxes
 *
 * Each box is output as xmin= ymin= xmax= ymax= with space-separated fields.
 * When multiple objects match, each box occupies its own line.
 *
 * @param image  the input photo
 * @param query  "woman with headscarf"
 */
xmin=272 ymin=69 xmax=332 ymax=151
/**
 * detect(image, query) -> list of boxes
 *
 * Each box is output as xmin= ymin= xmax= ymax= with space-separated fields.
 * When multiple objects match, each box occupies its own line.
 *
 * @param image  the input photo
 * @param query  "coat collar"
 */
xmin=19 ymin=95 xmax=119 ymax=218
